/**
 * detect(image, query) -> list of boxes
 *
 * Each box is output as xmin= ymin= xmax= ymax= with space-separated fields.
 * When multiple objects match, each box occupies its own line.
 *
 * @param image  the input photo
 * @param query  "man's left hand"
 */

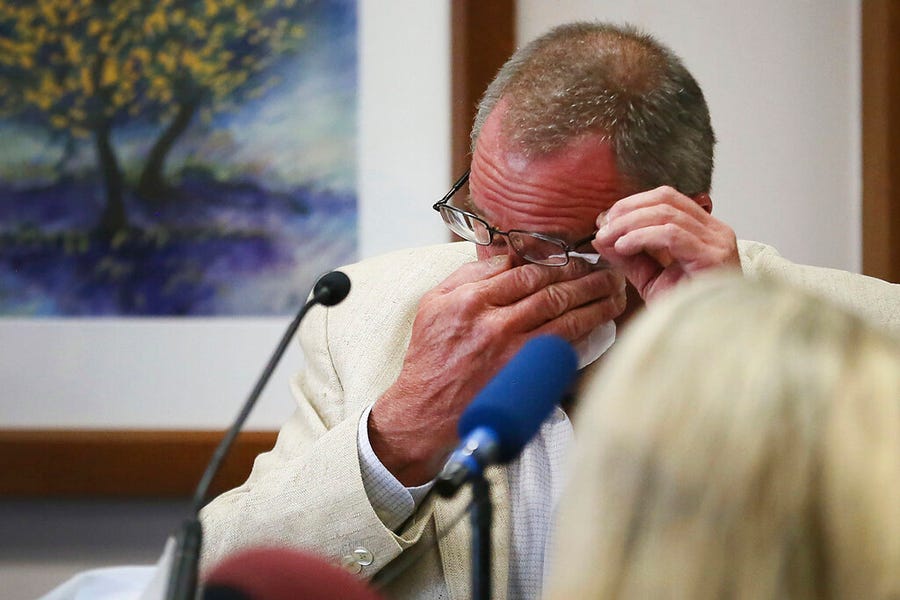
xmin=592 ymin=186 xmax=740 ymax=303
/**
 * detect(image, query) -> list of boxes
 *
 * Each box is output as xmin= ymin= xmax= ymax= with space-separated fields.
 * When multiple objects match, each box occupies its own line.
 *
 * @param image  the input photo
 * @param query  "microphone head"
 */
xmin=313 ymin=271 xmax=351 ymax=307
xmin=458 ymin=334 xmax=578 ymax=462
xmin=202 ymin=547 xmax=384 ymax=600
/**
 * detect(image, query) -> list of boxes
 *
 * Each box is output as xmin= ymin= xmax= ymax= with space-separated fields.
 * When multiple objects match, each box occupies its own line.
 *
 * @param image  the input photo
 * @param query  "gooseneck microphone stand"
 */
xmin=436 ymin=430 xmax=497 ymax=600
xmin=164 ymin=271 xmax=351 ymax=600
xmin=470 ymin=473 xmax=492 ymax=600
xmin=433 ymin=335 xmax=580 ymax=600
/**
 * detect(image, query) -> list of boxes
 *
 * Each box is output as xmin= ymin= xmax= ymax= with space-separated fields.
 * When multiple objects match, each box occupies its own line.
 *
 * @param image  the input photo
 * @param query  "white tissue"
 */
xmin=573 ymin=320 xmax=616 ymax=369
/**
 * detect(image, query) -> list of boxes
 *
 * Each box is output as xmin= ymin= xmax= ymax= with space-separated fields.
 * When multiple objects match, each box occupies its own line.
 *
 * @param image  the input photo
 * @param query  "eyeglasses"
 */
xmin=432 ymin=170 xmax=605 ymax=267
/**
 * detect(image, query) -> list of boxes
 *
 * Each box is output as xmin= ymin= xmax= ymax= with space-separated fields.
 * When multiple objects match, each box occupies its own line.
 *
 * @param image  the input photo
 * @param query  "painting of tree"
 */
xmin=0 ymin=0 xmax=357 ymax=316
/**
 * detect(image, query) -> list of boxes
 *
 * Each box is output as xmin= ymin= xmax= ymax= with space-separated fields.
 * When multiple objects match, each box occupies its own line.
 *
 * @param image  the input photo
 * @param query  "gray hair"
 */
xmin=472 ymin=22 xmax=716 ymax=196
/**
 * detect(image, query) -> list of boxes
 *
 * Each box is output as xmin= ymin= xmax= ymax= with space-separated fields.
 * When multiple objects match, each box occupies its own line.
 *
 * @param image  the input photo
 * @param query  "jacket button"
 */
xmin=353 ymin=547 xmax=374 ymax=566
xmin=341 ymin=547 xmax=374 ymax=573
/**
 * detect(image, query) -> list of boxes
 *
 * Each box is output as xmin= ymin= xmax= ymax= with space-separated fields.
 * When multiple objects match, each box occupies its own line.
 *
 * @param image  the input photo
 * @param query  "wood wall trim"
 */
xmin=0 ymin=430 xmax=276 ymax=498
xmin=862 ymin=2 xmax=900 ymax=282
xmin=450 ymin=0 xmax=516 ymax=178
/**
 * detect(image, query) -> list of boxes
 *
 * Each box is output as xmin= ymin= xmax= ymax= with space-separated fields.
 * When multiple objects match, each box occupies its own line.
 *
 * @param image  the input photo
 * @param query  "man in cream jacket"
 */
xmin=200 ymin=22 xmax=899 ymax=599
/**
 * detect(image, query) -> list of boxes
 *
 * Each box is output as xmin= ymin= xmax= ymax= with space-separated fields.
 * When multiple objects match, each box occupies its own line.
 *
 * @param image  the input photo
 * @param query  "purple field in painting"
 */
xmin=0 ymin=173 xmax=356 ymax=316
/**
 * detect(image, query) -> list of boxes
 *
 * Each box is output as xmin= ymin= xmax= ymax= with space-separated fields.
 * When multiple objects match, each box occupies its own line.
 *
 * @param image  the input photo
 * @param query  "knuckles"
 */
xmin=417 ymin=259 xmax=627 ymax=344
xmin=662 ymin=221 xmax=685 ymax=244
xmin=535 ymin=283 xmax=571 ymax=315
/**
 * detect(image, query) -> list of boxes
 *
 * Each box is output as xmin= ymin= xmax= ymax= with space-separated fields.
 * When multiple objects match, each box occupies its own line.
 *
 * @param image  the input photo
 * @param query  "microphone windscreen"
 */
xmin=202 ymin=547 xmax=384 ymax=600
xmin=458 ymin=334 xmax=578 ymax=462
xmin=313 ymin=271 xmax=351 ymax=306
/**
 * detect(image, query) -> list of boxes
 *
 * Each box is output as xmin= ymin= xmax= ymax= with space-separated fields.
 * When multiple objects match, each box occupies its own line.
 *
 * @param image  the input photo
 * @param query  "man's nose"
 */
xmin=489 ymin=236 xmax=528 ymax=267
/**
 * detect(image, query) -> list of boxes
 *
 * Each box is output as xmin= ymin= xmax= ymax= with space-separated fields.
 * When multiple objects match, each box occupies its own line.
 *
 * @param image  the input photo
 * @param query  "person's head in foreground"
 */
xmin=545 ymin=275 xmax=900 ymax=599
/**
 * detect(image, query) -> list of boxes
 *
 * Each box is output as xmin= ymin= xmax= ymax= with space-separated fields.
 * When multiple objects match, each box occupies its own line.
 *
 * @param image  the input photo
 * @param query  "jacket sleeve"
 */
xmin=199 ymin=243 xmax=477 ymax=579
xmin=738 ymin=240 xmax=900 ymax=336
xmin=199 ymin=281 xmax=433 ymax=579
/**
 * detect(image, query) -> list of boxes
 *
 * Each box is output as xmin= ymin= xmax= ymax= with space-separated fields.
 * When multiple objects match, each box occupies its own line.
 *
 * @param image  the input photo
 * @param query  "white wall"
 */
xmin=518 ymin=0 xmax=861 ymax=272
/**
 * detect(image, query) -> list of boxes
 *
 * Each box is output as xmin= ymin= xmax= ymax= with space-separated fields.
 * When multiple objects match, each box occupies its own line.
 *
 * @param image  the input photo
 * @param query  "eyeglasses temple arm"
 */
xmin=571 ymin=230 xmax=599 ymax=249
xmin=433 ymin=170 xmax=471 ymax=209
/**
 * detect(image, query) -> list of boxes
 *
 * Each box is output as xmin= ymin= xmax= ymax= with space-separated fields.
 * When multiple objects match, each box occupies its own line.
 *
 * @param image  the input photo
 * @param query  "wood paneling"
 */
xmin=450 ymin=0 xmax=516 ymax=178
xmin=862 ymin=2 xmax=900 ymax=282
xmin=0 ymin=430 xmax=276 ymax=498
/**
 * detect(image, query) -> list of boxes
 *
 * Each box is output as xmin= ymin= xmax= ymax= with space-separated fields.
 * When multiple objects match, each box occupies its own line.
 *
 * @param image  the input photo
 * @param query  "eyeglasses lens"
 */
xmin=508 ymin=232 xmax=568 ymax=266
xmin=439 ymin=207 xmax=492 ymax=245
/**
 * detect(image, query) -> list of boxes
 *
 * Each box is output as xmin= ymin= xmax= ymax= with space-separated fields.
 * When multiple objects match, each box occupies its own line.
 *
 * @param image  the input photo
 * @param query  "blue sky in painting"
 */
xmin=225 ymin=4 xmax=357 ymax=191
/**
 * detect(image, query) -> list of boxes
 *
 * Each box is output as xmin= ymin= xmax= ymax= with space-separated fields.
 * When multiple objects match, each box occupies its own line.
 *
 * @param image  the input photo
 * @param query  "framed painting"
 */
xmin=0 ymin=0 xmax=357 ymax=317
xmin=0 ymin=0 xmax=514 ymax=496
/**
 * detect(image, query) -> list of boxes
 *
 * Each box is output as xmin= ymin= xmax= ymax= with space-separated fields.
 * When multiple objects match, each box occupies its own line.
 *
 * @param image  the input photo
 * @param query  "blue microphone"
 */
xmin=434 ymin=335 xmax=578 ymax=497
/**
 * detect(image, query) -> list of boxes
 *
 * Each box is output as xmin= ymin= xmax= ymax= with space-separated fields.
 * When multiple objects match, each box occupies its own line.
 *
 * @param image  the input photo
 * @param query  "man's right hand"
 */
xmin=367 ymin=254 xmax=626 ymax=486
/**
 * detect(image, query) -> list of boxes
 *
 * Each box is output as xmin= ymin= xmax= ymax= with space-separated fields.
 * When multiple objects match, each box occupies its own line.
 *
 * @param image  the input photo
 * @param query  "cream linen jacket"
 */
xmin=200 ymin=240 xmax=899 ymax=600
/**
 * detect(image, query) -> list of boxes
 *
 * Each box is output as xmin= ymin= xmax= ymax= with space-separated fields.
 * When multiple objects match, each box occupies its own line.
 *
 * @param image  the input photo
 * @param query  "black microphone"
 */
xmin=435 ymin=334 xmax=578 ymax=498
xmin=165 ymin=270 xmax=351 ymax=600
xmin=312 ymin=270 xmax=351 ymax=307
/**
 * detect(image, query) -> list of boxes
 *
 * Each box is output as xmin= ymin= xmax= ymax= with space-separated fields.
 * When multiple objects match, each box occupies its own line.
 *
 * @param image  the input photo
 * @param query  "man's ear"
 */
xmin=693 ymin=192 xmax=713 ymax=214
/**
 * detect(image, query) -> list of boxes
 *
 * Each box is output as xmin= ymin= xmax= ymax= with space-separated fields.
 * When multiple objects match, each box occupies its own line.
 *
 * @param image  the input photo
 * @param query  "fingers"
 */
xmin=611 ymin=223 xmax=706 ymax=262
xmin=605 ymin=213 xmax=738 ymax=272
xmin=501 ymin=268 xmax=626 ymax=333
xmin=434 ymin=252 xmax=600 ymax=301
xmin=595 ymin=187 xmax=738 ymax=268
xmin=372 ymin=256 xmax=625 ymax=484
xmin=534 ymin=290 xmax=627 ymax=342
xmin=594 ymin=188 xmax=709 ymax=249
xmin=477 ymin=259 xmax=600 ymax=306
xmin=600 ymin=185 xmax=709 ymax=227
xmin=591 ymin=186 xmax=740 ymax=303
xmin=434 ymin=254 xmax=513 ymax=293
xmin=435 ymin=254 xmax=607 ymax=308
xmin=449 ymin=258 xmax=625 ymax=334
xmin=422 ymin=258 xmax=625 ymax=353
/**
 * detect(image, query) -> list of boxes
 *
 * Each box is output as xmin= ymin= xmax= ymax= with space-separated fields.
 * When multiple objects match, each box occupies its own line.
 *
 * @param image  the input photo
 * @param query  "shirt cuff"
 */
xmin=357 ymin=404 xmax=433 ymax=531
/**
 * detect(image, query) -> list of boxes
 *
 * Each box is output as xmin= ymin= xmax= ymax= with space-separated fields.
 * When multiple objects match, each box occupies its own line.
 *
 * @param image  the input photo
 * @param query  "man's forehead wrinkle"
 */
xmin=470 ymin=156 xmax=611 ymax=237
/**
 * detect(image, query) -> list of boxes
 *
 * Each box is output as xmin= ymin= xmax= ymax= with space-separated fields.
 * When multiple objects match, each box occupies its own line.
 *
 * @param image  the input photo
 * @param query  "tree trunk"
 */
xmin=138 ymin=100 xmax=198 ymax=202
xmin=95 ymin=122 xmax=128 ymax=234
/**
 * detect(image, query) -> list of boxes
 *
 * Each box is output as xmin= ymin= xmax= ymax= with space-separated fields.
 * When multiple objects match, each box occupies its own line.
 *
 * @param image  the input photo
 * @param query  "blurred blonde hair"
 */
xmin=545 ymin=274 xmax=900 ymax=599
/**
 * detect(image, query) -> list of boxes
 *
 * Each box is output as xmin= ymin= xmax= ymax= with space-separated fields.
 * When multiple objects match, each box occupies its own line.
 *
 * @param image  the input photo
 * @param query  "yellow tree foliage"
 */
xmin=0 ymin=0 xmax=145 ymax=136
xmin=0 ymin=0 xmax=308 ymax=136
xmin=0 ymin=0 xmax=312 ymax=228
